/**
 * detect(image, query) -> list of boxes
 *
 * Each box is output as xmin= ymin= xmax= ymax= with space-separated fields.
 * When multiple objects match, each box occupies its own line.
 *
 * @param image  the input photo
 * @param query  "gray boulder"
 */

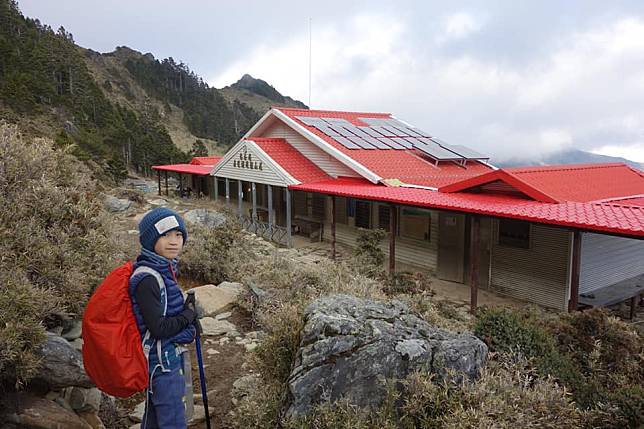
xmin=286 ymin=294 xmax=487 ymax=417
xmin=5 ymin=392 xmax=92 ymax=429
xmin=184 ymin=208 xmax=227 ymax=228
xmin=33 ymin=333 xmax=93 ymax=389
xmin=103 ymin=196 xmax=131 ymax=213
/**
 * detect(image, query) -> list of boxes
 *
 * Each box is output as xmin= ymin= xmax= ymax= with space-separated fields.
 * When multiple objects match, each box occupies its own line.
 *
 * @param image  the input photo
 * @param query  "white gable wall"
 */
xmin=213 ymin=140 xmax=293 ymax=187
xmin=258 ymin=121 xmax=360 ymax=179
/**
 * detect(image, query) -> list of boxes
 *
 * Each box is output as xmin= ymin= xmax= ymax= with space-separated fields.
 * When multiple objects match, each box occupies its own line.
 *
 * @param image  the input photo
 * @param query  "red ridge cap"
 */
xmin=274 ymin=106 xmax=392 ymax=117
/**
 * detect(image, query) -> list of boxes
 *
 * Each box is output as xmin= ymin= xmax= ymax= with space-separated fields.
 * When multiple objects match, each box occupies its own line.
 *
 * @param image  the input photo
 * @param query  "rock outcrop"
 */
xmin=192 ymin=282 xmax=244 ymax=318
xmin=286 ymin=294 xmax=488 ymax=417
xmin=33 ymin=333 xmax=93 ymax=390
xmin=184 ymin=208 xmax=227 ymax=228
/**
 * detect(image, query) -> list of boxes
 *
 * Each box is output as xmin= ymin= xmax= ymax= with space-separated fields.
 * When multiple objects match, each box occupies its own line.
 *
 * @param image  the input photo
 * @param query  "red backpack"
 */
xmin=82 ymin=262 xmax=148 ymax=397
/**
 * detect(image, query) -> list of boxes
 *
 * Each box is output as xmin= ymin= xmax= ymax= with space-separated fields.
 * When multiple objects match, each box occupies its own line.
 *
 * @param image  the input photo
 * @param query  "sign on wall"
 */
xmin=233 ymin=146 xmax=263 ymax=171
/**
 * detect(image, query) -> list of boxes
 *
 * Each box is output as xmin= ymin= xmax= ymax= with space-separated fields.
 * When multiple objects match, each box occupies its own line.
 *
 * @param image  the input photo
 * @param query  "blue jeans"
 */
xmin=142 ymin=346 xmax=187 ymax=429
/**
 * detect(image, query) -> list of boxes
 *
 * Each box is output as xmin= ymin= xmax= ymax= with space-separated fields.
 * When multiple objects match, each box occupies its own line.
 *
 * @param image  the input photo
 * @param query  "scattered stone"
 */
xmin=6 ymin=393 xmax=92 ymax=429
xmin=215 ymin=311 xmax=232 ymax=320
xmin=206 ymin=349 xmax=220 ymax=355
xmin=78 ymin=411 xmax=106 ymax=429
xmin=104 ymin=196 xmax=131 ymax=213
xmin=188 ymin=404 xmax=213 ymax=426
xmin=62 ymin=320 xmax=82 ymax=341
xmin=192 ymin=283 xmax=243 ymax=317
xmin=286 ymin=294 xmax=488 ymax=417
xmin=33 ymin=333 xmax=93 ymax=390
xmin=218 ymin=337 xmax=230 ymax=345
xmin=124 ymin=178 xmax=156 ymax=194
xmin=148 ymin=198 xmax=168 ymax=206
xmin=70 ymin=338 xmax=83 ymax=351
xmin=129 ymin=401 xmax=146 ymax=423
xmin=244 ymin=343 xmax=258 ymax=352
xmin=199 ymin=317 xmax=238 ymax=336
xmin=232 ymin=374 xmax=261 ymax=401
xmin=129 ymin=425 xmax=141 ymax=429
xmin=127 ymin=229 xmax=139 ymax=235
xmin=184 ymin=208 xmax=227 ymax=228
xmin=63 ymin=386 xmax=102 ymax=413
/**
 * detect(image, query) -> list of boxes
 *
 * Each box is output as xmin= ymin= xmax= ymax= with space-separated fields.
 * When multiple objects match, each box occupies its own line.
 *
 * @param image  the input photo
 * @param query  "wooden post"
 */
xmin=389 ymin=204 xmax=397 ymax=274
xmin=157 ymin=170 xmax=161 ymax=196
xmin=470 ymin=216 xmax=481 ymax=314
xmin=225 ymin=178 xmax=230 ymax=205
xmin=286 ymin=188 xmax=292 ymax=247
xmin=251 ymin=182 xmax=257 ymax=221
xmin=238 ymin=180 xmax=243 ymax=217
xmin=331 ymin=196 xmax=337 ymax=260
xmin=267 ymin=184 xmax=273 ymax=227
xmin=568 ymin=230 xmax=582 ymax=312
xmin=213 ymin=176 xmax=218 ymax=201
xmin=164 ymin=171 xmax=168 ymax=196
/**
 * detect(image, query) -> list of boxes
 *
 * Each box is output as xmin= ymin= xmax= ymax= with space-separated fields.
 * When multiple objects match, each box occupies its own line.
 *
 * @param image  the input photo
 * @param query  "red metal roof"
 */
xmin=441 ymin=163 xmax=644 ymax=203
xmin=250 ymin=138 xmax=330 ymax=184
xmin=190 ymin=156 xmax=222 ymax=165
xmin=152 ymin=163 xmax=214 ymax=176
xmin=276 ymin=107 xmax=493 ymax=188
xmin=290 ymin=177 xmax=644 ymax=238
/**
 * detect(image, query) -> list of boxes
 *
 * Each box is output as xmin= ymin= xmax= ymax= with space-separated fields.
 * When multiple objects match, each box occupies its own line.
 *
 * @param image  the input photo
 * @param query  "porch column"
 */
xmin=164 ymin=171 xmax=168 ymax=196
xmin=237 ymin=179 xmax=243 ymax=217
xmin=469 ymin=215 xmax=481 ymax=313
xmin=331 ymin=196 xmax=337 ymax=260
xmin=225 ymin=178 xmax=230 ymax=205
xmin=568 ymin=230 xmax=582 ymax=312
xmin=285 ymin=188 xmax=292 ymax=247
xmin=213 ymin=176 xmax=218 ymax=201
xmin=251 ymin=182 xmax=257 ymax=221
xmin=157 ymin=170 xmax=161 ymax=196
xmin=267 ymin=185 xmax=273 ymax=227
xmin=389 ymin=204 xmax=397 ymax=274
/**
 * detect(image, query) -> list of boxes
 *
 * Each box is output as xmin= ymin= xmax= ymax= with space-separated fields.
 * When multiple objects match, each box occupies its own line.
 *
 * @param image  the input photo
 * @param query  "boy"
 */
xmin=129 ymin=207 xmax=197 ymax=429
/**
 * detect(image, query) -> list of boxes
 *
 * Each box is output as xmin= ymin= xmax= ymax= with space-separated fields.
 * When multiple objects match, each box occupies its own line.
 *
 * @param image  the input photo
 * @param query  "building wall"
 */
xmin=490 ymin=221 xmax=571 ymax=310
xmin=214 ymin=141 xmax=290 ymax=187
xmin=580 ymin=233 xmax=644 ymax=293
xmin=262 ymin=121 xmax=360 ymax=178
xmin=322 ymin=197 xmax=439 ymax=271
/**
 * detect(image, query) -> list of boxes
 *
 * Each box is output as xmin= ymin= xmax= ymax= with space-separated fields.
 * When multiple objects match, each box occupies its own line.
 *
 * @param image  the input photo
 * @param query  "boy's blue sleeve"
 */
xmin=170 ymin=324 xmax=196 ymax=344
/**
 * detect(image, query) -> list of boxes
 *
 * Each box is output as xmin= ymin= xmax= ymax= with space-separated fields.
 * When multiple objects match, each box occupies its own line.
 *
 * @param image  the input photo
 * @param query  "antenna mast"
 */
xmin=308 ymin=17 xmax=312 ymax=108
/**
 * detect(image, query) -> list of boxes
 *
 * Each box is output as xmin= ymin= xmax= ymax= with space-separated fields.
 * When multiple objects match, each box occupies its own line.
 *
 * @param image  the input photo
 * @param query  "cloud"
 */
xmin=209 ymin=11 xmax=644 ymax=163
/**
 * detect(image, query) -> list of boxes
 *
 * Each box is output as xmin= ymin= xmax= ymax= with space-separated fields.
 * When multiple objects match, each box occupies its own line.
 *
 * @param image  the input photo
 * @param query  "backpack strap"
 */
xmin=132 ymin=266 xmax=169 ymax=373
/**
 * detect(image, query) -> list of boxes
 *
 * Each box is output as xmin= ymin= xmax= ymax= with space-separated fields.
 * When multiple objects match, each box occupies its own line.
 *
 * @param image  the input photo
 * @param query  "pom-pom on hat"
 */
xmin=138 ymin=207 xmax=188 ymax=251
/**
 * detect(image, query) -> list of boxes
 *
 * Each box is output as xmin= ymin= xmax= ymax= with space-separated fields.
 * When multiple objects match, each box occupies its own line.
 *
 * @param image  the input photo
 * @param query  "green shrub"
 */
xmin=0 ymin=124 xmax=121 ymax=386
xmin=179 ymin=219 xmax=251 ymax=285
xmin=351 ymin=228 xmax=386 ymax=279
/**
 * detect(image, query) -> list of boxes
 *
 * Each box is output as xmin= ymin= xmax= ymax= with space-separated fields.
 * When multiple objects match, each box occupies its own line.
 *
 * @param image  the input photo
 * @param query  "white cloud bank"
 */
xmin=211 ymin=13 xmax=644 ymax=162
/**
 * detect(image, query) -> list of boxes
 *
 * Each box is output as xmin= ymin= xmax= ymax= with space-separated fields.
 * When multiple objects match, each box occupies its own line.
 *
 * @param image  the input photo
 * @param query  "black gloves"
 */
xmin=181 ymin=292 xmax=197 ymax=324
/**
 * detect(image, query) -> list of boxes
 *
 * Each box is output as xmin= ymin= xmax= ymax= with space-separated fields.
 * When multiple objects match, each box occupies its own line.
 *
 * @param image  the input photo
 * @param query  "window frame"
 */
xmin=498 ymin=218 xmax=532 ymax=249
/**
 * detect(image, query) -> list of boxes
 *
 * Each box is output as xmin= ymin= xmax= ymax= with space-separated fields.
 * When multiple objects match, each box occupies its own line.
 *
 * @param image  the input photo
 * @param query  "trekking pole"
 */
xmin=188 ymin=290 xmax=212 ymax=429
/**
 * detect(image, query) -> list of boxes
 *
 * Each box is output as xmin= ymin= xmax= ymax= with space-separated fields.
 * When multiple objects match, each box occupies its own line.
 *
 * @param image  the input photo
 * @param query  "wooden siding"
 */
xmin=322 ymin=198 xmax=439 ymax=271
xmin=580 ymin=233 xmax=644 ymax=294
xmin=262 ymin=121 xmax=360 ymax=178
xmin=214 ymin=141 xmax=290 ymax=187
xmin=490 ymin=221 xmax=571 ymax=310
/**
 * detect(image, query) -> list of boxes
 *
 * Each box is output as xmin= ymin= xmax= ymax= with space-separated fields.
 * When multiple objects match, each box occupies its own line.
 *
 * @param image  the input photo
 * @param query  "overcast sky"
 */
xmin=18 ymin=0 xmax=644 ymax=162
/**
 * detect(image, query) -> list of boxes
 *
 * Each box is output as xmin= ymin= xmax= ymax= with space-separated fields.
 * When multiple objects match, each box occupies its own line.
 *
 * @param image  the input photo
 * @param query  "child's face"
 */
xmin=154 ymin=229 xmax=184 ymax=260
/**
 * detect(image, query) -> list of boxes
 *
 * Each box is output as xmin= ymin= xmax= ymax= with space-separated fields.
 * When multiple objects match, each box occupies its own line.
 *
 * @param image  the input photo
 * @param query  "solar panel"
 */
xmin=323 ymin=118 xmax=353 ymax=127
xmin=327 ymin=125 xmax=351 ymax=137
xmin=357 ymin=117 xmax=386 ymax=126
xmin=380 ymin=125 xmax=406 ymax=137
xmin=347 ymin=136 xmax=376 ymax=149
xmin=403 ymin=137 xmax=425 ymax=146
xmin=363 ymin=136 xmax=392 ymax=149
xmin=371 ymin=126 xmax=396 ymax=137
xmin=441 ymin=144 xmax=489 ymax=160
xmin=341 ymin=125 xmax=371 ymax=139
xmin=312 ymin=124 xmax=340 ymax=137
xmin=333 ymin=136 xmax=361 ymax=149
xmin=295 ymin=116 xmax=325 ymax=126
xmin=390 ymin=137 xmax=413 ymax=149
xmin=377 ymin=138 xmax=405 ymax=149
xmin=359 ymin=126 xmax=385 ymax=138
xmin=414 ymin=141 xmax=463 ymax=160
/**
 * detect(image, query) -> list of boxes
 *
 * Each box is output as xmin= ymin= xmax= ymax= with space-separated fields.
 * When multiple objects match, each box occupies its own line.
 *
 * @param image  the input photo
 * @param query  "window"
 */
xmin=499 ymin=219 xmax=530 ymax=248
xmin=399 ymin=208 xmax=431 ymax=241
xmin=378 ymin=205 xmax=391 ymax=231
xmin=355 ymin=200 xmax=372 ymax=229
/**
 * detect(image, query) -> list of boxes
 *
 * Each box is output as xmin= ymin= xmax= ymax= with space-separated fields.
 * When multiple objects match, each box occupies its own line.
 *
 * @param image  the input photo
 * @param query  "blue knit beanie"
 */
xmin=138 ymin=207 xmax=188 ymax=251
